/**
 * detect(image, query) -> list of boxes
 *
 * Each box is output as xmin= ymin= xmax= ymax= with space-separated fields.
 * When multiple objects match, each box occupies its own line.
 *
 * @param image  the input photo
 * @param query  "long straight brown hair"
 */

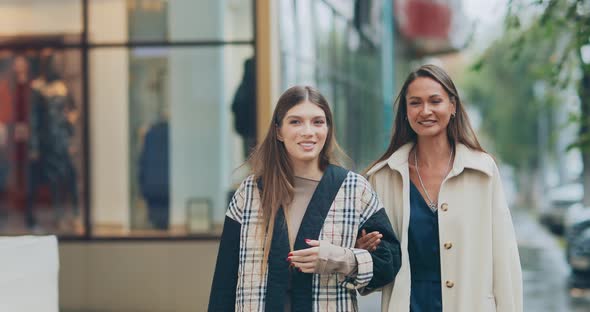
xmin=367 ymin=64 xmax=485 ymax=171
xmin=248 ymin=85 xmax=340 ymax=271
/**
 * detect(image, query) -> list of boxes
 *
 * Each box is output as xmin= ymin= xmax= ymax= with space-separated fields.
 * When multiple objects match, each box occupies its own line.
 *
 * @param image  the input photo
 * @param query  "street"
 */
xmin=358 ymin=209 xmax=590 ymax=311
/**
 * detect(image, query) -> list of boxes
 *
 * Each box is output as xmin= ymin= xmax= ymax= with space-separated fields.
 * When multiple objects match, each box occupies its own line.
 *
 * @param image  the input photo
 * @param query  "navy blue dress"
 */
xmin=408 ymin=181 xmax=443 ymax=312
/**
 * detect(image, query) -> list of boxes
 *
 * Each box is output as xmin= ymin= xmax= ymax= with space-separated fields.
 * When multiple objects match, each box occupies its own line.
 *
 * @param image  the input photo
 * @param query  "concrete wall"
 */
xmin=59 ymin=241 xmax=218 ymax=311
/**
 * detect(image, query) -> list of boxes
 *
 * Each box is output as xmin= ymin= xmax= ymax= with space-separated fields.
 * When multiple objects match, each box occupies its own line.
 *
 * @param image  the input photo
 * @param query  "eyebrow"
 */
xmin=407 ymin=94 xmax=443 ymax=100
xmin=284 ymin=115 xmax=326 ymax=119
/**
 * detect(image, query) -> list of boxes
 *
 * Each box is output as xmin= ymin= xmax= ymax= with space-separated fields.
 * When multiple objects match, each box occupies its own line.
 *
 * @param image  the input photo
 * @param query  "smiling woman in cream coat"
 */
xmin=364 ymin=65 xmax=522 ymax=312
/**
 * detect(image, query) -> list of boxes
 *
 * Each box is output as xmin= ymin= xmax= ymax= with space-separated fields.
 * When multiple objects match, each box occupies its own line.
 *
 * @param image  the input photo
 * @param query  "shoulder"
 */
xmin=344 ymin=171 xmax=373 ymax=188
xmin=232 ymin=175 xmax=258 ymax=199
xmin=456 ymin=145 xmax=497 ymax=178
xmin=241 ymin=174 xmax=258 ymax=191
xmin=366 ymin=144 xmax=414 ymax=178
xmin=226 ymin=175 xmax=257 ymax=223
xmin=344 ymin=172 xmax=381 ymax=203
xmin=365 ymin=159 xmax=390 ymax=178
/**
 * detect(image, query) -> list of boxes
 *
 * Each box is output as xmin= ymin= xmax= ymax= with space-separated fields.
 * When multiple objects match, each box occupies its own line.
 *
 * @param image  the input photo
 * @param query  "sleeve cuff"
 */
xmin=316 ymin=240 xmax=357 ymax=275
xmin=340 ymin=248 xmax=373 ymax=290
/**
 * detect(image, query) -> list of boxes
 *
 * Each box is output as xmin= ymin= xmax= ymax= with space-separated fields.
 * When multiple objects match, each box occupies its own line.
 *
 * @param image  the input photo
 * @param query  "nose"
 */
xmin=299 ymin=122 xmax=314 ymax=136
xmin=421 ymin=103 xmax=432 ymax=115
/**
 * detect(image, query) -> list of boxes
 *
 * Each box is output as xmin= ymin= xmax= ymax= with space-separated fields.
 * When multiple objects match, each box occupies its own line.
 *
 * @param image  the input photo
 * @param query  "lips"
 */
xmin=418 ymin=120 xmax=437 ymax=126
xmin=298 ymin=142 xmax=316 ymax=151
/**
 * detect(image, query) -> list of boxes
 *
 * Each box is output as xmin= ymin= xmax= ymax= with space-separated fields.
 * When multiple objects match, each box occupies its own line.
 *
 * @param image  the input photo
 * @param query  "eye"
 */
xmin=289 ymin=119 xmax=301 ymax=125
xmin=314 ymin=119 xmax=326 ymax=125
xmin=431 ymin=99 xmax=442 ymax=104
xmin=409 ymin=101 xmax=419 ymax=106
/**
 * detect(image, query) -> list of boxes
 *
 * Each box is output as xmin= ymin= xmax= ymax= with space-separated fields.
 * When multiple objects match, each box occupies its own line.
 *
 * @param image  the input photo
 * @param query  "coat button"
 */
xmin=444 ymin=242 xmax=453 ymax=250
xmin=440 ymin=203 xmax=449 ymax=211
xmin=446 ymin=280 xmax=454 ymax=288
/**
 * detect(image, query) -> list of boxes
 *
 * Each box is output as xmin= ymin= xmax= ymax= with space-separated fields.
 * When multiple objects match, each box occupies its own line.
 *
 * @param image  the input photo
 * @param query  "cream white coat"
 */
xmin=367 ymin=143 xmax=523 ymax=312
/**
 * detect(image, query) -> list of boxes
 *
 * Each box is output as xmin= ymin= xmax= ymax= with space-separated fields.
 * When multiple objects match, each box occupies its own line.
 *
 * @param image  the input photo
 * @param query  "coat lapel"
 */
xmin=290 ymin=164 xmax=349 ymax=312
xmin=263 ymin=165 xmax=349 ymax=311
xmin=265 ymin=207 xmax=291 ymax=311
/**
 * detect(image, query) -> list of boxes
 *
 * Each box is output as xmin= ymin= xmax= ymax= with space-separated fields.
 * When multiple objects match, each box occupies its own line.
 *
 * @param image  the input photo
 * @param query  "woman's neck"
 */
xmin=15 ymin=72 xmax=28 ymax=83
xmin=415 ymin=135 xmax=452 ymax=168
xmin=292 ymin=160 xmax=323 ymax=181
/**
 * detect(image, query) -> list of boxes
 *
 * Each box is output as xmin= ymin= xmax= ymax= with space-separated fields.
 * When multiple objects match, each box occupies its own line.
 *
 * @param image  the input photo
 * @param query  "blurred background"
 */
xmin=0 ymin=0 xmax=588 ymax=311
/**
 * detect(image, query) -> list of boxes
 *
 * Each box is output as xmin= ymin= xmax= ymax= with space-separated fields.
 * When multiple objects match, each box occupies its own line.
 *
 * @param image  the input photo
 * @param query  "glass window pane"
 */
xmin=334 ymin=17 xmax=348 ymax=72
xmin=296 ymin=0 xmax=315 ymax=62
xmin=0 ymin=48 xmax=86 ymax=236
xmin=89 ymin=0 xmax=254 ymax=43
xmin=279 ymin=0 xmax=296 ymax=54
xmin=90 ymin=45 xmax=253 ymax=237
xmin=281 ymin=53 xmax=297 ymax=90
xmin=0 ymin=0 xmax=82 ymax=43
xmin=314 ymin=1 xmax=333 ymax=67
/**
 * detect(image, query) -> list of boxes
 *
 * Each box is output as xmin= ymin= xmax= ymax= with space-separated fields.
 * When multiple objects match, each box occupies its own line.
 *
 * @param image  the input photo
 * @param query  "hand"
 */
xmin=355 ymin=229 xmax=382 ymax=252
xmin=288 ymin=239 xmax=320 ymax=273
xmin=66 ymin=111 xmax=79 ymax=124
xmin=29 ymin=151 xmax=39 ymax=161
xmin=14 ymin=123 xmax=29 ymax=141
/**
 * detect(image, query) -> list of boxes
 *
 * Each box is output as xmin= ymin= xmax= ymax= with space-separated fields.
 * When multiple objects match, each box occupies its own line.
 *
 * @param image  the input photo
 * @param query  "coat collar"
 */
xmin=367 ymin=142 xmax=493 ymax=177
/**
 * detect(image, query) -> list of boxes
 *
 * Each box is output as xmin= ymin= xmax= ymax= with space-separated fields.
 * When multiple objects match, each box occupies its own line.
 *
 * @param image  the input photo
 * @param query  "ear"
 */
xmin=276 ymin=125 xmax=284 ymax=142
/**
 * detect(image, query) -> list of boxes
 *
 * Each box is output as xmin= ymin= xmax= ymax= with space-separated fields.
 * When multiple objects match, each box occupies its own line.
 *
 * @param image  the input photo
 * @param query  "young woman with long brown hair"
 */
xmin=363 ymin=65 xmax=522 ymax=312
xmin=208 ymin=85 xmax=401 ymax=311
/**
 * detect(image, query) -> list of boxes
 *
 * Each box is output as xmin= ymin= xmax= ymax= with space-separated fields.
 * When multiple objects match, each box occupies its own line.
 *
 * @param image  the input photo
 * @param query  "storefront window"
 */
xmin=0 ymin=0 xmax=82 ymax=41
xmin=88 ymin=0 xmax=254 ymax=43
xmin=89 ymin=46 xmax=252 ymax=237
xmin=0 ymin=48 xmax=85 ymax=236
xmin=0 ymin=0 xmax=255 ymax=238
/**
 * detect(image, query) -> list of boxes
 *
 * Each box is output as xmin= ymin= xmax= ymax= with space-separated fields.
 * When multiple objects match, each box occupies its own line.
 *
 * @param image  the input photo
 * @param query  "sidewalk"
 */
xmin=513 ymin=209 xmax=589 ymax=311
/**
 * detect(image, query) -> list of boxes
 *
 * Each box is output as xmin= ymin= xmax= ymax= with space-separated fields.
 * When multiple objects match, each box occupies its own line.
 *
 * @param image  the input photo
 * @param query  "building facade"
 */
xmin=0 ymin=0 xmax=466 ymax=310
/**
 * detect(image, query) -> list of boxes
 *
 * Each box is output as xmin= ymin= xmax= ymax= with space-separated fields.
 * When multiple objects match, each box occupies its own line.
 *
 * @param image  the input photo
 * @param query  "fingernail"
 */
xmin=298 ymin=268 xmax=302 ymax=272
xmin=286 ymin=257 xmax=290 ymax=262
xmin=288 ymin=252 xmax=293 ymax=256
xmin=305 ymin=239 xmax=310 ymax=243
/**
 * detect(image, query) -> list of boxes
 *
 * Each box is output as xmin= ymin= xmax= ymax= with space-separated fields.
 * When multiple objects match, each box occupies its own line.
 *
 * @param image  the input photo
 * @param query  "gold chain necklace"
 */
xmin=414 ymin=147 xmax=453 ymax=211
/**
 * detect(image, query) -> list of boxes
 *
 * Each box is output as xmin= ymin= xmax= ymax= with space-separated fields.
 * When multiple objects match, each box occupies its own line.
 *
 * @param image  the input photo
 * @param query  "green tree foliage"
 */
xmin=502 ymin=0 xmax=590 ymax=202
xmin=460 ymin=1 xmax=590 ymax=205
xmin=462 ymin=27 xmax=557 ymax=172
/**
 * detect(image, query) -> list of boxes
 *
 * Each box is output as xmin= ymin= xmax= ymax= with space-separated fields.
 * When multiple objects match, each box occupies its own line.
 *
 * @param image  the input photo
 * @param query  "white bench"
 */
xmin=0 ymin=236 xmax=59 ymax=312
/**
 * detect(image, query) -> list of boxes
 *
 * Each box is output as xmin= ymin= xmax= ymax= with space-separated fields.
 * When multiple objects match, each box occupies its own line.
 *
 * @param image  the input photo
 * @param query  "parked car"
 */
xmin=540 ymin=183 xmax=583 ymax=235
xmin=565 ymin=203 xmax=590 ymax=237
xmin=565 ymin=206 xmax=590 ymax=263
xmin=567 ymin=221 xmax=590 ymax=289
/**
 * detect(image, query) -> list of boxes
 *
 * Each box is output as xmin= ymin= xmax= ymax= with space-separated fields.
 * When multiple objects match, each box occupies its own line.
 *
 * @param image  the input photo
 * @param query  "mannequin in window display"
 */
xmin=27 ymin=51 xmax=80 ymax=232
xmin=231 ymin=57 xmax=257 ymax=158
xmin=0 ymin=54 xmax=33 ymax=229
xmin=0 ymin=57 xmax=16 ymax=222
xmin=0 ymin=121 xmax=9 ymax=226
xmin=11 ymin=55 xmax=33 ymax=213
xmin=138 ymin=110 xmax=169 ymax=230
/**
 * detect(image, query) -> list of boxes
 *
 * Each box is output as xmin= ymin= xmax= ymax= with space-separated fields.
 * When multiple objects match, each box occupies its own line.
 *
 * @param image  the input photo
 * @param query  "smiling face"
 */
xmin=277 ymin=101 xmax=328 ymax=170
xmin=406 ymin=77 xmax=456 ymax=140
